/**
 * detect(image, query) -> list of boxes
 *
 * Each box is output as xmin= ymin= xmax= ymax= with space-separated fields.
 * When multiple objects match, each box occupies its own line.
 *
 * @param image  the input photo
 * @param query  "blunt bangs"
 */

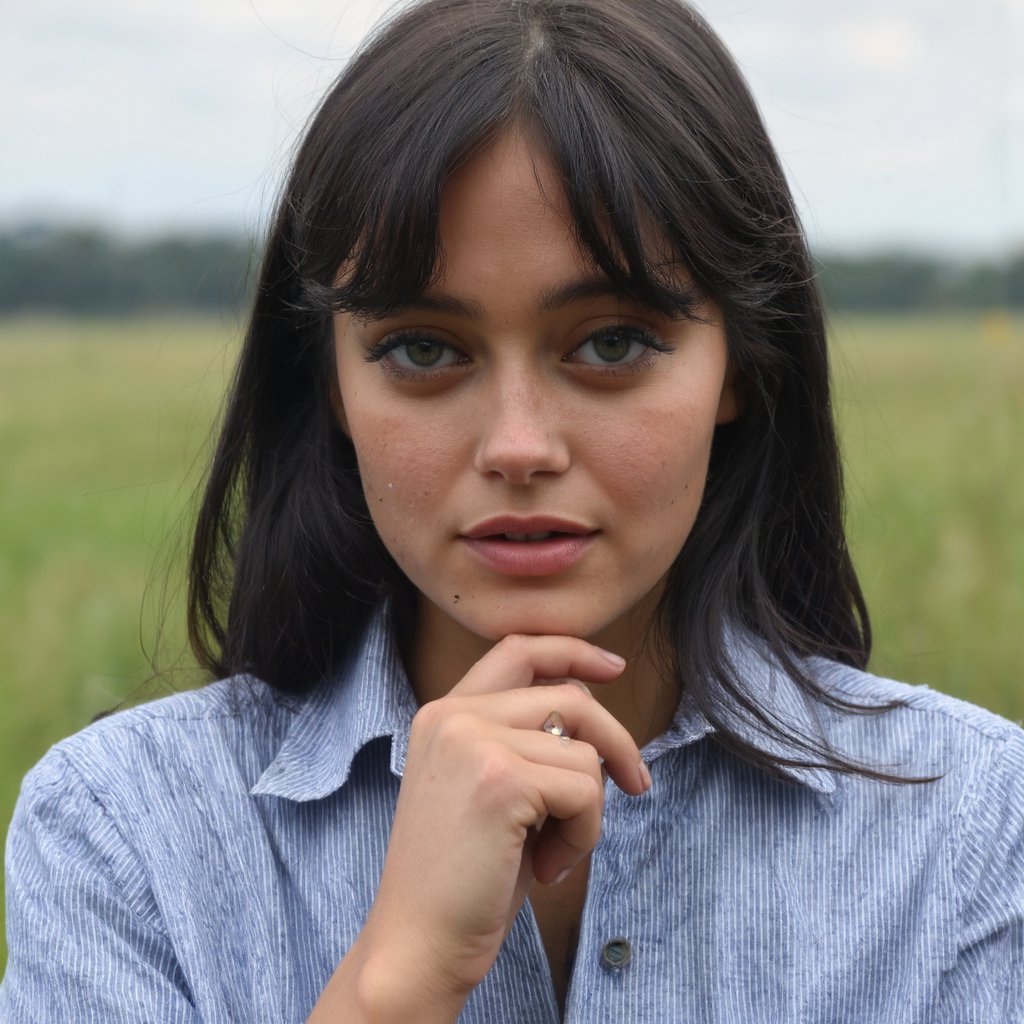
xmin=290 ymin=0 xmax=793 ymax=327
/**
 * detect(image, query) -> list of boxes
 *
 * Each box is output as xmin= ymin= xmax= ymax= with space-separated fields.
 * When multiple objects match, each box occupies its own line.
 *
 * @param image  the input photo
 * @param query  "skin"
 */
xmin=311 ymin=131 xmax=738 ymax=1022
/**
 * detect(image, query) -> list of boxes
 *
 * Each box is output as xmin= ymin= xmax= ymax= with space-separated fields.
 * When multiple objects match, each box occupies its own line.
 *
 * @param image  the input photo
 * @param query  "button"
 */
xmin=600 ymin=937 xmax=632 ymax=972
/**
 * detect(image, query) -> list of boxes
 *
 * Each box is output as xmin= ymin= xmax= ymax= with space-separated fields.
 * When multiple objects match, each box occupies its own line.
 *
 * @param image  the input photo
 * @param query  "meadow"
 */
xmin=1 ymin=312 xmax=1022 ymax=968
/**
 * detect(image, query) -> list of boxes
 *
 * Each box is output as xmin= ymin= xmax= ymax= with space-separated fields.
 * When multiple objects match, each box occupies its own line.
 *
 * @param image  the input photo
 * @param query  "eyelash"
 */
xmin=363 ymin=325 xmax=675 ymax=381
xmin=364 ymin=331 xmax=469 ymax=379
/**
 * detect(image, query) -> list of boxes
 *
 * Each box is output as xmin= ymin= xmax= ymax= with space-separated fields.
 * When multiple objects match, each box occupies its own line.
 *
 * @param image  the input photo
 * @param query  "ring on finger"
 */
xmin=542 ymin=711 xmax=572 ymax=746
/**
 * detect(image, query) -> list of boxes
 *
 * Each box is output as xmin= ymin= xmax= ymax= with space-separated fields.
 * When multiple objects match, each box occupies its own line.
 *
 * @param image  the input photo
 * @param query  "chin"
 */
xmin=453 ymin=598 xmax=624 ymax=645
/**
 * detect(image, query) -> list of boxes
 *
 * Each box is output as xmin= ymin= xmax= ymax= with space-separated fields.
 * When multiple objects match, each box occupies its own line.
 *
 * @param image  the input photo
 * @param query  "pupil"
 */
xmin=407 ymin=340 xmax=443 ymax=367
xmin=594 ymin=330 xmax=631 ymax=362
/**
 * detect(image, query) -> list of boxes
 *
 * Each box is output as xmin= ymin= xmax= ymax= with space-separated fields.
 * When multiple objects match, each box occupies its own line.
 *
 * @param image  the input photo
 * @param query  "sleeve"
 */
xmin=0 ymin=748 xmax=202 ymax=1024
xmin=932 ymin=726 xmax=1024 ymax=1021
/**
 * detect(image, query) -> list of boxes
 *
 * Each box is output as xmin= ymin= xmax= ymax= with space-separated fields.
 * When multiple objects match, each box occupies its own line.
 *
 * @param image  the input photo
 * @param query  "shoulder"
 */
xmin=818 ymin=658 xmax=1020 ymax=739
xmin=815 ymin=658 xmax=1023 ymax=750
xmin=19 ymin=677 xmax=300 ymax=820
xmin=811 ymin=658 xmax=1024 ymax=820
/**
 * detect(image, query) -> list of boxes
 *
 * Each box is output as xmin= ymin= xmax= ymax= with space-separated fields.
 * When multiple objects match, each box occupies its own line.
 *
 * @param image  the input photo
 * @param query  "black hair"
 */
xmin=189 ymin=0 xmax=920 ymax=783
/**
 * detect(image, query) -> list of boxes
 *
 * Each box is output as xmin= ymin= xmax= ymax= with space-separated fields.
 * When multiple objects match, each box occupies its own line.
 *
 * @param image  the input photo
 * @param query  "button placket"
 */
xmin=584 ymin=783 xmax=649 ymax=986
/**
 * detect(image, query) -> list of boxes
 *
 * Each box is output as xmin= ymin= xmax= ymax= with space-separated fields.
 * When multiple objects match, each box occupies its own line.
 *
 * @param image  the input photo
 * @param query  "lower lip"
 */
xmin=461 ymin=534 xmax=597 ymax=576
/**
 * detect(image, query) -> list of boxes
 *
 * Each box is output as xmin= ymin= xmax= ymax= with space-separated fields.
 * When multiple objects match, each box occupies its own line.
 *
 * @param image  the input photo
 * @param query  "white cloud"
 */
xmin=833 ymin=15 xmax=927 ymax=73
xmin=1 ymin=0 xmax=1020 ymax=250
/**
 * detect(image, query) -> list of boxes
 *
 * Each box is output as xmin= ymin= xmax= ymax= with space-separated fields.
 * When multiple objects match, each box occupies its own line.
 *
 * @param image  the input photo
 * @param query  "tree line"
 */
xmin=1 ymin=224 xmax=1023 ymax=315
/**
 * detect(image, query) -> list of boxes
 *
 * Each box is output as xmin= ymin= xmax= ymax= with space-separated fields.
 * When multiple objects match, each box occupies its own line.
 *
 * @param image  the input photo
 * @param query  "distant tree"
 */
xmin=0 ymin=225 xmax=254 ymax=315
xmin=816 ymin=249 xmax=1024 ymax=312
xmin=0 ymin=225 xmax=1020 ymax=316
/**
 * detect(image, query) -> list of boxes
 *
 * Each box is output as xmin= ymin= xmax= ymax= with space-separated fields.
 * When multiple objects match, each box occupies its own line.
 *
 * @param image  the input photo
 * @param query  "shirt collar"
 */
xmin=251 ymin=605 xmax=418 ymax=801
xmin=253 ymin=608 xmax=837 ymax=802
xmin=646 ymin=629 xmax=838 ymax=794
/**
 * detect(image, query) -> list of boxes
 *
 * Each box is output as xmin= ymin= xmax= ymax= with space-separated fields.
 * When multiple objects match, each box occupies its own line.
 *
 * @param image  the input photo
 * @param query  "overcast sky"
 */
xmin=3 ymin=0 xmax=1021 ymax=253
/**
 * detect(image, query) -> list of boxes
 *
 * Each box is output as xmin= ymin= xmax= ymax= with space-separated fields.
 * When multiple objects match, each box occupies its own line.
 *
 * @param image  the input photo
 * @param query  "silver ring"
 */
xmin=542 ymin=711 xmax=571 ymax=745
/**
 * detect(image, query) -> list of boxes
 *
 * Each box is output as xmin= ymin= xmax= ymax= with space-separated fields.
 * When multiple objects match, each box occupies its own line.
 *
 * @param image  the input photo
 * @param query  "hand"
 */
xmin=348 ymin=633 xmax=650 ymax=1018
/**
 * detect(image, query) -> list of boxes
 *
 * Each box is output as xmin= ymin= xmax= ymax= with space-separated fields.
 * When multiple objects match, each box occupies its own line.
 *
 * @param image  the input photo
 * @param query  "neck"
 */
xmin=408 ymin=592 xmax=680 ymax=751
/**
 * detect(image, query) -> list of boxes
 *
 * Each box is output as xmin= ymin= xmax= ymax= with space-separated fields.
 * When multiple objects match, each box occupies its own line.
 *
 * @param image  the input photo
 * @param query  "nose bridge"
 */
xmin=473 ymin=359 xmax=569 ymax=482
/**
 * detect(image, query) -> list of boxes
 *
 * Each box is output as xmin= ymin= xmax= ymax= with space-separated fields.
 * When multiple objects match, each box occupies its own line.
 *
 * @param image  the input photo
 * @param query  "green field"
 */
xmin=1 ymin=312 xmax=1023 ymax=969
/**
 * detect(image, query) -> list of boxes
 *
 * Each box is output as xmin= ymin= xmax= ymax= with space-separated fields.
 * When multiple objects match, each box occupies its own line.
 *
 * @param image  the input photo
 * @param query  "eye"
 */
xmin=364 ymin=332 xmax=466 ymax=374
xmin=568 ymin=325 xmax=672 ymax=368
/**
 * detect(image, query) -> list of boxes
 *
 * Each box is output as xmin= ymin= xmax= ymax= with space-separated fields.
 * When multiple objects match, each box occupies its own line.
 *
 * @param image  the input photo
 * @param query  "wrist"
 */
xmin=355 ymin=946 xmax=469 ymax=1023
xmin=309 ymin=928 xmax=472 ymax=1024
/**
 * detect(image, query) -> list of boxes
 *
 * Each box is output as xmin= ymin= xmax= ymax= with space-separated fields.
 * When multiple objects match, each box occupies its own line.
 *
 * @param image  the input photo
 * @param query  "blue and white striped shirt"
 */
xmin=2 ymin=608 xmax=1023 ymax=1021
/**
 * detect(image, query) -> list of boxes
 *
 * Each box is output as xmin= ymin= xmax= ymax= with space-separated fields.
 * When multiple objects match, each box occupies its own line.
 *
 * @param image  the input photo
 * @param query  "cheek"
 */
xmin=595 ymin=402 xmax=716 ymax=511
xmin=592 ymin=399 xmax=719 ymax=568
xmin=345 ymin=406 xmax=456 ymax=550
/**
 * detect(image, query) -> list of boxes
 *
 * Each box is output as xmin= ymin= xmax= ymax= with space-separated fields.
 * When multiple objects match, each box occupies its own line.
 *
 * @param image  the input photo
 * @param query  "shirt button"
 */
xmin=600 ymin=937 xmax=632 ymax=972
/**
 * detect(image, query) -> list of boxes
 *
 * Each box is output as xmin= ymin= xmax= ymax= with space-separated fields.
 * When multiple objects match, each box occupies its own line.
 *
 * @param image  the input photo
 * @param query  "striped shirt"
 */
xmin=2 ymin=607 xmax=1023 ymax=1022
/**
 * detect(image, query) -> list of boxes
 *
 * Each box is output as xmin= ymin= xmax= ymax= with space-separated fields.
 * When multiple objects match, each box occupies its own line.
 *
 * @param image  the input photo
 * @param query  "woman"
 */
xmin=2 ymin=0 xmax=1022 ymax=1021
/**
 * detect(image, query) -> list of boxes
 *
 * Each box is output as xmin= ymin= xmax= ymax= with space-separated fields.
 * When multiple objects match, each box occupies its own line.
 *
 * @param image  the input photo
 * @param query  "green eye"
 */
xmin=365 ymin=332 xmax=465 ymax=374
xmin=572 ymin=326 xmax=668 ymax=367
xmin=590 ymin=331 xmax=633 ymax=363
xmin=402 ymin=339 xmax=447 ymax=367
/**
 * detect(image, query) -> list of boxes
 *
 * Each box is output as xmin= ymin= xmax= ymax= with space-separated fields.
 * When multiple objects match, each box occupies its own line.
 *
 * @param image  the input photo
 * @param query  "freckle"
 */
xmin=453 ymin=594 xmax=460 ymax=603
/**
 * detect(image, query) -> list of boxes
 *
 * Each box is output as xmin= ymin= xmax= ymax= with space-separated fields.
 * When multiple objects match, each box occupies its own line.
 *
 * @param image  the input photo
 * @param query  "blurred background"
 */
xmin=1 ymin=0 xmax=1022 ymax=966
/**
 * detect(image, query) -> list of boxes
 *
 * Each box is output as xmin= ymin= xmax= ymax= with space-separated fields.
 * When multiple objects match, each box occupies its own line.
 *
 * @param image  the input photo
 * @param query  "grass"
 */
xmin=1 ymin=311 xmax=1022 ymax=971
xmin=831 ymin=311 xmax=1023 ymax=716
xmin=0 ymin=317 xmax=236 ymax=937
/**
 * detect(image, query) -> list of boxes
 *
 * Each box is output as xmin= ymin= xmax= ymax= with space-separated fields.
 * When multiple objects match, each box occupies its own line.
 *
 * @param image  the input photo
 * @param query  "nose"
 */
xmin=472 ymin=372 xmax=571 ymax=484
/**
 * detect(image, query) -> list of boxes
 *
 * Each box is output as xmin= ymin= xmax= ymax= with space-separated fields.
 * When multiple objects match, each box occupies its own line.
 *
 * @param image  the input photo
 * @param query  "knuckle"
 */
xmin=555 ymin=681 xmax=590 ymax=710
xmin=410 ymin=700 xmax=442 ymax=734
xmin=494 ymin=632 xmax=531 ymax=662
xmin=411 ymin=702 xmax=475 ymax=753
xmin=431 ymin=709 xmax=476 ymax=748
xmin=471 ymin=750 xmax=532 ymax=815
xmin=474 ymin=746 xmax=514 ymax=788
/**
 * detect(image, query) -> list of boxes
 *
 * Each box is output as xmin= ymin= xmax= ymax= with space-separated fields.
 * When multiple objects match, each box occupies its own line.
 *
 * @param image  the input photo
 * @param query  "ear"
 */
xmin=715 ymin=362 xmax=743 ymax=425
xmin=329 ymin=374 xmax=351 ymax=437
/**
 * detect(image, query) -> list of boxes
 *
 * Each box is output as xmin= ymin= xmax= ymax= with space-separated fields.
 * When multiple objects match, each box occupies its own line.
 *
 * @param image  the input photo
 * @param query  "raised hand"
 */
xmin=309 ymin=633 xmax=650 ymax=1023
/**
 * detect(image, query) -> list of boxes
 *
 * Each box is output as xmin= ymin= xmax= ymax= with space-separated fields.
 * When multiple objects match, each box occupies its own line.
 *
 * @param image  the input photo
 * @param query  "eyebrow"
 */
xmin=361 ymin=275 xmax=633 ymax=322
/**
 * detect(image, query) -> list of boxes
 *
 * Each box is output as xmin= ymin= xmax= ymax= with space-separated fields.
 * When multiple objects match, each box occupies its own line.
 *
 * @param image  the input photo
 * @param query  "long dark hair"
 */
xmin=189 ymin=0 xmax=914 ymax=782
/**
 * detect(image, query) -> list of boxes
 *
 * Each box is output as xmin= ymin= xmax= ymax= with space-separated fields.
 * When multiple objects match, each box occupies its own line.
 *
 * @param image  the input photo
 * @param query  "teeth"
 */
xmin=503 ymin=531 xmax=553 ymax=541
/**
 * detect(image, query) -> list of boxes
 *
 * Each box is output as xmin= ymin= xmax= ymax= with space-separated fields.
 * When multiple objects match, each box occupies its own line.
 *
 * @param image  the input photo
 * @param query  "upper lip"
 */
xmin=462 ymin=515 xmax=596 ymax=539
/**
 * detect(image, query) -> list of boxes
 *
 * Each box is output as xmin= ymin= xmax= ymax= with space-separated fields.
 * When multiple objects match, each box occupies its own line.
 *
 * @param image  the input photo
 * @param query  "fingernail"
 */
xmin=598 ymin=648 xmax=626 ymax=668
xmin=570 ymin=680 xmax=593 ymax=698
xmin=638 ymin=758 xmax=652 ymax=791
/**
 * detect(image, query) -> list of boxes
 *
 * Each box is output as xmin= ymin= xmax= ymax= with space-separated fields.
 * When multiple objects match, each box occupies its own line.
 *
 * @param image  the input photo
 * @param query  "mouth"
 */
xmin=462 ymin=516 xmax=596 ymax=541
xmin=459 ymin=517 xmax=598 ymax=576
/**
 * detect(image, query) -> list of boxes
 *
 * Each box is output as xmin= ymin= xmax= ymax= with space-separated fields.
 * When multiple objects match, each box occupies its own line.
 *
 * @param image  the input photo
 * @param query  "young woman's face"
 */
xmin=333 ymin=131 xmax=738 ymax=650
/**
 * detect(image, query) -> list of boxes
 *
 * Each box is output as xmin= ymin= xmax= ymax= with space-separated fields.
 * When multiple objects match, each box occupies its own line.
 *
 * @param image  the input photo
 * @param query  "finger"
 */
xmin=519 ymin=763 xmax=604 ymax=884
xmin=473 ymin=683 xmax=648 ymax=796
xmin=451 ymin=634 xmax=625 ymax=697
xmin=500 ymin=728 xmax=604 ymax=779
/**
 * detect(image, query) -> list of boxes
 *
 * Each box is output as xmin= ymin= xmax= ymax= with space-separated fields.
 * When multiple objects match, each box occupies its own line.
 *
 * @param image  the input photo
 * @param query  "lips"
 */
xmin=462 ymin=516 xmax=595 ymax=540
xmin=460 ymin=516 xmax=598 ymax=576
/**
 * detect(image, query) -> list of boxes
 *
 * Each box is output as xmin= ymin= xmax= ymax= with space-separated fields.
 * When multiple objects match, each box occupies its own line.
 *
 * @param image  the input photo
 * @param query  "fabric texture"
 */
xmin=2 ymin=606 xmax=1023 ymax=1022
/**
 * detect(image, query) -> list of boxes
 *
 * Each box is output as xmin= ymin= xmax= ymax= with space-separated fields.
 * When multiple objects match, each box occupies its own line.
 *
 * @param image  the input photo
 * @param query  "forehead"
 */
xmin=431 ymin=131 xmax=686 ymax=307
xmin=435 ymin=132 xmax=579 ymax=281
